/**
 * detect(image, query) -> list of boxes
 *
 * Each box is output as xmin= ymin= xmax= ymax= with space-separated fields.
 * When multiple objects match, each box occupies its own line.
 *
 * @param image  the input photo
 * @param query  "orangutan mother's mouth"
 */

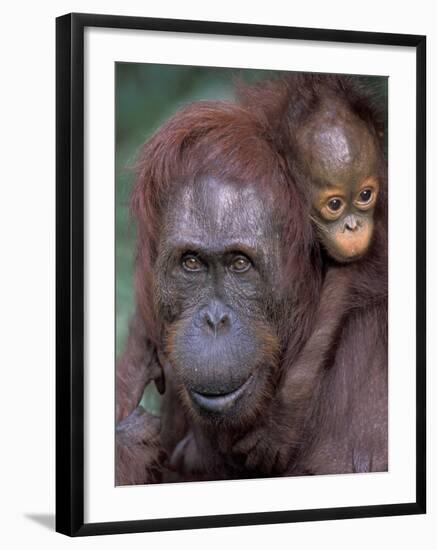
xmin=189 ymin=375 xmax=253 ymax=413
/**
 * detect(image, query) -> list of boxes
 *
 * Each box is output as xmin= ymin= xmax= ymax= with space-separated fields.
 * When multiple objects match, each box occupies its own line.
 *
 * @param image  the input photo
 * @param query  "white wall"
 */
xmin=0 ymin=1 xmax=435 ymax=548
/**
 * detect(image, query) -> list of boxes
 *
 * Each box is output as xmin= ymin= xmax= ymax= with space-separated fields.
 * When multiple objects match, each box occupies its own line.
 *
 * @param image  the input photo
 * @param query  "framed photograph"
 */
xmin=56 ymin=12 xmax=426 ymax=536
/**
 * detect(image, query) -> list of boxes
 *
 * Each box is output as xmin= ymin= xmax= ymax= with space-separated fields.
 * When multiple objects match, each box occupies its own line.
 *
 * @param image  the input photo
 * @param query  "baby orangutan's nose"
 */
xmin=344 ymin=215 xmax=360 ymax=232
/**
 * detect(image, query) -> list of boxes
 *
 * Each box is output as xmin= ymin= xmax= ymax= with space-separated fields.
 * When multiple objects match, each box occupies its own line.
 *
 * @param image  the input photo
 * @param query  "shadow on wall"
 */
xmin=25 ymin=514 xmax=55 ymax=531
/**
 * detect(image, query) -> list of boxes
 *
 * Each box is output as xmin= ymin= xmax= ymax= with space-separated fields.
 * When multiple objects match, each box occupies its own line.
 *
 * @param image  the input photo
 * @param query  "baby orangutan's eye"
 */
xmin=327 ymin=198 xmax=343 ymax=212
xmin=358 ymin=189 xmax=372 ymax=203
xmin=230 ymin=256 xmax=251 ymax=273
xmin=319 ymin=197 xmax=346 ymax=221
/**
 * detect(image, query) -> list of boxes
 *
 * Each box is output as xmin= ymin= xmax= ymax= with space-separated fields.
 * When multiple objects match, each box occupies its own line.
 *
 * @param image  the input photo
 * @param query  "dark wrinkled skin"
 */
xmin=155 ymin=176 xmax=285 ymax=431
xmin=298 ymin=99 xmax=380 ymax=263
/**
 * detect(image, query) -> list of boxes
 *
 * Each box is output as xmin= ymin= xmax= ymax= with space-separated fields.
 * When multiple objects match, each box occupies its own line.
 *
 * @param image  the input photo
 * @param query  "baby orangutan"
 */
xmin=301 ymin=97 xmax=380 ymax=263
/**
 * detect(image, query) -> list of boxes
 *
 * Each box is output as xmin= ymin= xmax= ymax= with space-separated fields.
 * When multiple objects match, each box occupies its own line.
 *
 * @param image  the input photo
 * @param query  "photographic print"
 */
xmin=56 ymin=13 xmax=425 ymax=535
xmin=115 ymin=64 xmax=389 ymax=486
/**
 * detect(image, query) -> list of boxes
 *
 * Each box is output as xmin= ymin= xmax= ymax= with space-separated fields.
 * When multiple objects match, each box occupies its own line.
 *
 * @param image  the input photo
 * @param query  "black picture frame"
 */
xmin=56 ymin=12 xmax=426 ymax=537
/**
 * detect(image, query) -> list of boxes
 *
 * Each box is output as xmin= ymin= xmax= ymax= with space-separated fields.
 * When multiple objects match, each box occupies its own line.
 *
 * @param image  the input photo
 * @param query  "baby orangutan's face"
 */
xmin=298 ymin=99 xmax=381 ymax=263
xmin=311 ymin=176 xmax=379 ymax=262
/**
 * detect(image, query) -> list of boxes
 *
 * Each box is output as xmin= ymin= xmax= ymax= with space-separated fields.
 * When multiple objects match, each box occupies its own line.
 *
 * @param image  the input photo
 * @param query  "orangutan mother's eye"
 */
xmin=229 ymin=255 xmax=251 ymax=273
xmin=182 ymin=254 xmax=204 ymax=272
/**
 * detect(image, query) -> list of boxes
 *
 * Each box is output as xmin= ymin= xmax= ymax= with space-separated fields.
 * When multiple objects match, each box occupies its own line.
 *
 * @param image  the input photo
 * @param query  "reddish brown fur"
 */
xmin=115 ymin=407 xmax=164 ymax=485
xmin=116 ymin=310 xmax=163 ymax=423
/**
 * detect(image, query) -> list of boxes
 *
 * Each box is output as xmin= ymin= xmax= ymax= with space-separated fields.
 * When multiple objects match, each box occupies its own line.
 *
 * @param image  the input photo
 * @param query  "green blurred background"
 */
xmin=115 ymin=64 xmax=387 ymax=411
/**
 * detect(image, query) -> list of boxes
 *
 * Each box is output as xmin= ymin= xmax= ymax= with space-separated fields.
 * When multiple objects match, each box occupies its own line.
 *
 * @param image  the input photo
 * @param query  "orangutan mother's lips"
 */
xmin=189 ymin=376 xmax=253 ymax=413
